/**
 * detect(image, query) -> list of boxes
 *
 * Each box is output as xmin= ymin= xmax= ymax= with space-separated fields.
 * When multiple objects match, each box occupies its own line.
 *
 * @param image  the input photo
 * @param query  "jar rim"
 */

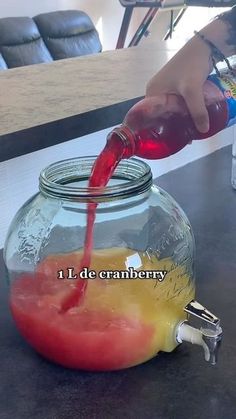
xmin=39 ymin=156 xmax=153 ymax=201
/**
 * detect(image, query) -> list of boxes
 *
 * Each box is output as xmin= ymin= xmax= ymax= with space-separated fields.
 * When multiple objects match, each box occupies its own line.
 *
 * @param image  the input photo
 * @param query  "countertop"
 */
xmin=1 ymin=146 xmax=236 ymax=419
xmin=0 ymin=40 xmax=180 ymax=162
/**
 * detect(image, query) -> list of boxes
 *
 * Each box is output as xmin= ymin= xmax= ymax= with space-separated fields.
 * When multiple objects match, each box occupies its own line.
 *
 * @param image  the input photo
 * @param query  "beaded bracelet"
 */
xmin=194 ymin=30 xmax=235 ymax=77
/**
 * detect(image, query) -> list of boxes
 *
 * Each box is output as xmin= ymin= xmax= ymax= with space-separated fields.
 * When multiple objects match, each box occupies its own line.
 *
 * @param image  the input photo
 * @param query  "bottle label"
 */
xmin=208 ymin=71 xmax=236 ymax=128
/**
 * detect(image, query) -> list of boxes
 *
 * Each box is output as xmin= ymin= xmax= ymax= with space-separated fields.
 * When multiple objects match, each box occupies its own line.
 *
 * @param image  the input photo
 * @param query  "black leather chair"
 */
xmin=34 ymin=10 xmax=102 ymax=60
xmin=0 ymin=17 xmax=53 ymax=68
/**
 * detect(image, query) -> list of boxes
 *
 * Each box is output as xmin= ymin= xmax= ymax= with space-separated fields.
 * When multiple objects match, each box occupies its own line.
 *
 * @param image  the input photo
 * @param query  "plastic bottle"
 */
xmin=106 ymin=69 xmax=236 ymax=160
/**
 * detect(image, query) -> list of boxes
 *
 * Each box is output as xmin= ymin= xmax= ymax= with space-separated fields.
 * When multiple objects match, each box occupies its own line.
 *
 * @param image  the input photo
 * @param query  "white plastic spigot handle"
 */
xmin=176 ymin=322 xmax=211 ymax=361
xmin=177 ymin=322 xmax=203 ymax=345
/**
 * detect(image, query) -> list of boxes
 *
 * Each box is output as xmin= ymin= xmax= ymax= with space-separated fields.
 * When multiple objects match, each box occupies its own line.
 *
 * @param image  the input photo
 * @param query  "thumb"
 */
xmin=182 ymin=88 xmax=209 ymax=133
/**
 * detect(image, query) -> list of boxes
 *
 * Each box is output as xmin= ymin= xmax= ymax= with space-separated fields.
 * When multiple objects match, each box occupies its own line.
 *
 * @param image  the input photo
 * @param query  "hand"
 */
xmin=146 ymin=15 xmax=236 ymax=133
xmin=146 ymin=37 xmax=212 ymax=133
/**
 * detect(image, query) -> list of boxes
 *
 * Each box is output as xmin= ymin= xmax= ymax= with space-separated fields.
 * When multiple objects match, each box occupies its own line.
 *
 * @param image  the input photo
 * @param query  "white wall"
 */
xmin=0 ymin=0 xmax=73 ymax=18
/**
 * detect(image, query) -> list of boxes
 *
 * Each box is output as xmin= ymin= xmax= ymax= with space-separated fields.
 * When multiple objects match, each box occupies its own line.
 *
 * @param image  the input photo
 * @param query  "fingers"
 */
xmin=146 ymin=75 xmax=210 ymax=133
xmin=181 ymin=87 xmax=209 ymax=133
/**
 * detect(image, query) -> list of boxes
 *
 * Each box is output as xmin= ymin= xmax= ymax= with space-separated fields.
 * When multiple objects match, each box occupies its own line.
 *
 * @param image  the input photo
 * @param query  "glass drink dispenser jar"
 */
xmin=4 ymin=157 xmax=222 ymax=371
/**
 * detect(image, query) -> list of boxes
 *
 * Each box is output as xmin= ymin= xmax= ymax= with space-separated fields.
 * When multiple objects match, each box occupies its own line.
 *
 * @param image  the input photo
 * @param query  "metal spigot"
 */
xmin=176 ymin=300 xmax=222 ymax=365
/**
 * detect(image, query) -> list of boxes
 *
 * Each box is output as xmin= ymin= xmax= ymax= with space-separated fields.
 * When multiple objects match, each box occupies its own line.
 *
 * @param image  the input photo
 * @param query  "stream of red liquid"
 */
xmin=60 ymin=135 xmax=125 ymax=312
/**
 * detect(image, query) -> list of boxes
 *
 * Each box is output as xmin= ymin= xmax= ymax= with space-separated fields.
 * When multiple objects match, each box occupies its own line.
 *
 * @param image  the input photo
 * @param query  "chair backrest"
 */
xmin=0 ymin=17 xmax=53 ymax=68
xmin=34 ymin=10 xmax=102 ymax=61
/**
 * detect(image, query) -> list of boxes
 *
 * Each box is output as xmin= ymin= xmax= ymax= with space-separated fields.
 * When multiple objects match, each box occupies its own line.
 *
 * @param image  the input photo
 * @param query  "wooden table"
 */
xmin=0 ymin=40 xmax=181 ymax=162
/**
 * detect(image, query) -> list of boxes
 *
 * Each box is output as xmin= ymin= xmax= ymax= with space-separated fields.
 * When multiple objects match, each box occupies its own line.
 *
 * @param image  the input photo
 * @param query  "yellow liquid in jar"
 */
xmin=38 ymin=246 xmax=195 ymax=360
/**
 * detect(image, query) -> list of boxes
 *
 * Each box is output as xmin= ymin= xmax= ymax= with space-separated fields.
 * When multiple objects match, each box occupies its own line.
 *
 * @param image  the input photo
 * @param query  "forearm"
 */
xmin=146 ymin=6 xmax=236 ymax=132
xmin=196 ymin=13 xmax=236 ymax=58
xmin=185 ymin=6 xmax=236 ymax=61
xmin=217 ymin=5 xmax=236 ymax=55
xmin=163 ymin=7 xmax=236 ymax=80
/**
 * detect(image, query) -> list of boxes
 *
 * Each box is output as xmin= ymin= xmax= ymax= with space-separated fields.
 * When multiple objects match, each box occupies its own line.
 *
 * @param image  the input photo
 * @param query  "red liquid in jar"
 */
xmin=9 ymin=247 xmax=194 ymax=370
xmin=10 ymin=268 xmax=155 ymax=371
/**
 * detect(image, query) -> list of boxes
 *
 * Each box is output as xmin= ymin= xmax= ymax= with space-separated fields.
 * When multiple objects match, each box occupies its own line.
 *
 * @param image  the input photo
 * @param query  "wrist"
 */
xmin=199 ymin=18 xmax=236 ymax=59
xmin=177 ymin=36 xmax=213 ymax=73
